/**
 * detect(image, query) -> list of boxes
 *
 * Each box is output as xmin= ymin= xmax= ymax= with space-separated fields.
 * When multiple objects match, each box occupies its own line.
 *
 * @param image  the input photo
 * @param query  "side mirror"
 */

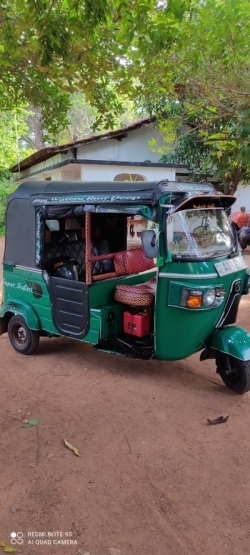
xmin=141 ymin=230 xmax=160 ymax=258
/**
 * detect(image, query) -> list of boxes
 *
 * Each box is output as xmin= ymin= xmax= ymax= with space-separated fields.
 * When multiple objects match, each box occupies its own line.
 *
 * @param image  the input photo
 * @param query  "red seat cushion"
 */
xmin=114 ymin=248 xmax=155 ymax=276
xmin=114 ymin=279 xmax=156 ymax=306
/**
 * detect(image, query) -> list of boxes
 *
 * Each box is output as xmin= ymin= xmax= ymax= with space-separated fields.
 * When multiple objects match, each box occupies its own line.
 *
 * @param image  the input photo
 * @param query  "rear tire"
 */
xmin=216 ymin=353 xmax=250 ymax=394
xmin=8 ymin=315 xmax=40 ymax=355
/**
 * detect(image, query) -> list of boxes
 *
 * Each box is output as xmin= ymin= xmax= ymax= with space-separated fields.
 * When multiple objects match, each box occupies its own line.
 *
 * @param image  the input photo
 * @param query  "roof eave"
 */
xmin=11 ymin=116 xmax=156 ymax=173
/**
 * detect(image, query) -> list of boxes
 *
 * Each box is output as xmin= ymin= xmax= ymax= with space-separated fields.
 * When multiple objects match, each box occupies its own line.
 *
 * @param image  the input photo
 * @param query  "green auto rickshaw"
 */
xmin=1 ymin=179 xmax=250 ymax=394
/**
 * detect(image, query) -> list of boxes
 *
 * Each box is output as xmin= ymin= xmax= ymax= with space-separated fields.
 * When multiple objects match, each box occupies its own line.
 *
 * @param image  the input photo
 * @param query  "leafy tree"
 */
xmin=57 ymin=93 xmax=137 ymax=143
xmin=156 ymin=103 xmax=250 ymax=192
xmin=126 ymin=0 xmax=250 ymax=188
xmin=0 ymin=106 xmax=32 ymax=234
xmin=0 ymin=0 xmax=191 ymax=136
xmin=0 ymin=107 xmax=34 ymax=172
xmin=2 ymin=0 xmax=250 ymax=190
xmin=0 ymin=179 xmax=16 ymax=235
xmin=0 ymin=0 xmax=140 ymax=136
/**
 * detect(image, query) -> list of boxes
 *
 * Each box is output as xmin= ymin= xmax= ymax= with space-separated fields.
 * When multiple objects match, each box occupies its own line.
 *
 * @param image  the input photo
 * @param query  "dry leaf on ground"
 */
xmin=64 ymin=439 xmax=80 ymax=456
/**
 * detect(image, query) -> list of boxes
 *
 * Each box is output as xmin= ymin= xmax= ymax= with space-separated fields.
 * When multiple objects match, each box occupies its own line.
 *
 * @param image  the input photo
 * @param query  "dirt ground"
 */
xmin=1 ymin=236 xmax=250 ymax=555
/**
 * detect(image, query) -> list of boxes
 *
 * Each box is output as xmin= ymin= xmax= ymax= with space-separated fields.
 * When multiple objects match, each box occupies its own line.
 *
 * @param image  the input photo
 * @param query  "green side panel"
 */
xmin=155 ymin=259 xmax=247 ymax=361
xmin=209 ymin=326 xmax=250 ymax=361
xmin=84 ymin=271 xmax=156 ymax=344
xmin=1 ymin=266 xmax=141 ymax=342
xmin=84 ymin=304 xmax=123 ymax=344
xmin=0 ymin=299 xmax=41 ymax=331
xmin=1 ymin=268 xmax=60 ymax=335
xmin=3 ymin=264 xmax=13 ymax=273
xmin=88 ymin=270 xmax=156 ymax=308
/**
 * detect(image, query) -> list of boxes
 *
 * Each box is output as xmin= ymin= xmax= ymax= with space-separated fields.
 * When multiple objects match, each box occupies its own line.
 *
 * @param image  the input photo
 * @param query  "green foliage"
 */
xmin=0 ymin=107 xmax=34 ymax=171
xmin=56 ymin=92 xmax=137 ymax=143
xmin=0 ymin=179 xmax=17 ymax=235
xmin=0 ymin=0 xmax=193 ymax=136
xmin=126 ymin=0 xmax=250 ymax=188
xmin=160 ymin=131 xmax=213 ymax=183
xmin=157 ymin=101 xmax=250 ymax=190
xmin=0 ymin=0 xmax=140 ymax=135
xmin=1 ymin=0 xmax=250 ymax=187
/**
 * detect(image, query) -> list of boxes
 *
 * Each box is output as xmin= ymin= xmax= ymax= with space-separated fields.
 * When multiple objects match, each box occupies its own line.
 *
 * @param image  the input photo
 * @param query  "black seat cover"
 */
xmin=44 ymin=238 xmax=114 ymax=278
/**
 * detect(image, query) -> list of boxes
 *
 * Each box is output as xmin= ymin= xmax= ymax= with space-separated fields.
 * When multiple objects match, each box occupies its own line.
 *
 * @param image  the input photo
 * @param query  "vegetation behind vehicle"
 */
xmin=0 ymin=177 xmax=17 ymax=236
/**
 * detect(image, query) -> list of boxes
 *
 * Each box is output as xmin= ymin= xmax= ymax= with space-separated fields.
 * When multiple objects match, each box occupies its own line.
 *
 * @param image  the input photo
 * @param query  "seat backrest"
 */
xmin=114 ymin=248 xmax=155 ymax=276
xmin=44 ymin=238 xmax=114 ymax=278
xmin=44 ymin=240 xmax=85 ymax=276
xmin=92 ymin=239 xmax=114 ymax=275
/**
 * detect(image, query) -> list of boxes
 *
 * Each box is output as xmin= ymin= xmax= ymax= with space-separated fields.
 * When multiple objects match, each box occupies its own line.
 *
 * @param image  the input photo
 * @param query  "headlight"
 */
xmin=204 ymin=287 xmax=226 ymax=307
xmin=203 ymin=288 xmax=216 ymax=306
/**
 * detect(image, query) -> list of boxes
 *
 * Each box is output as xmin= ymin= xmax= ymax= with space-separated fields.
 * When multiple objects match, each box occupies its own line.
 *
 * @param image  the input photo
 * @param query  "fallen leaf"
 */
xmin=21 ymin=418 xmax=40 ymax=428
xmin=0 ymin=542 xmax=21 ymax=552
xmin=64 ymin=439 xmax=80 ymax=456
xmin=207 ymin=415 xmax=229 ymax=425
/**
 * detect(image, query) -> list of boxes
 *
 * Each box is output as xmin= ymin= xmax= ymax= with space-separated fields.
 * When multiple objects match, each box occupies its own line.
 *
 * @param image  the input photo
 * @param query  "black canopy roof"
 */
xmin=4 ymin=180 xmax=235 ymax=270
xmin=8 ymin=179 xmax=217 ymax=204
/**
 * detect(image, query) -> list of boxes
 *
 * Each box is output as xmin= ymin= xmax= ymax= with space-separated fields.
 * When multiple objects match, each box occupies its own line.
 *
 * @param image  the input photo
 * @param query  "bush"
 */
xmin=0 ymin=179 xmax=17 ymax=235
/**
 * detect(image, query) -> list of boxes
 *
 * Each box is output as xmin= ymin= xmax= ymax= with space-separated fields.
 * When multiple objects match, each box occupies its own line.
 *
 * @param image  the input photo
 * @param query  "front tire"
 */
xmin=8 ymin=315 xmax=40 ymax=355
xmin=216 ymin=353 xmax=250 ymax=394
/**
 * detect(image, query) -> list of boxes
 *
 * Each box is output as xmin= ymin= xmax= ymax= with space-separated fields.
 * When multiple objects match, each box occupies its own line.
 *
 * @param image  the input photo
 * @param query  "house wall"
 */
xmin=21 ymin=153 xmax=63 ymax=179
xmin=77 ymin=125 xmax=166 ymax=163
xmin=18 ymin=124 xmax=180 ymax=183
xmin=80 ymin=164 xmax=175 ymax=182
xmin=232 ymin=183 xmax=250 ymax=212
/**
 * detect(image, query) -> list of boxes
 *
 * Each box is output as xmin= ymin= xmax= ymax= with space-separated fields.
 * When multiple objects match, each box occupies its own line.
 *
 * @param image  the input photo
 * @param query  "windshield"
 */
xmin=167 ymin=208 xmax=234 ymax=260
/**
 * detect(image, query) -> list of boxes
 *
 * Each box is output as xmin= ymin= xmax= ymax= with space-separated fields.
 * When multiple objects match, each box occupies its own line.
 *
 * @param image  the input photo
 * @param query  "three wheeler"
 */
xmin=1 ymin=179 xmax=250 ymax=394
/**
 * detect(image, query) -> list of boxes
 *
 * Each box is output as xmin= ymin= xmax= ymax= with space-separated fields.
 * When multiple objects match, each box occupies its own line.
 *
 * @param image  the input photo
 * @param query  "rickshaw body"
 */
xmin=1 ymin=179 xmax=250 ymax=394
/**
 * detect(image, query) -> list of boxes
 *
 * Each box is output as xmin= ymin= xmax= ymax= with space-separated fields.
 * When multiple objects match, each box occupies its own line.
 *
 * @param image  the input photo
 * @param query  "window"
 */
xmin=45 ymin=219 xmax=60 ymax=231
xmin=127 ymin=215 xmax=157 ymax=250
xmin=114 ymin=173 xmax=147 ymax=182
xmin=167 ymin=209 xmax=234 ymax=260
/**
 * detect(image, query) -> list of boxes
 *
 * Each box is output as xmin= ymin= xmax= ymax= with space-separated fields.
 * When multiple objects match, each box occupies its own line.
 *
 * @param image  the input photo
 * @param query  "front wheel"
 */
xmin=216 ymin=353 xmax=250 ymax=394
xmin=8 ymin=315 xmax=40 ymax=355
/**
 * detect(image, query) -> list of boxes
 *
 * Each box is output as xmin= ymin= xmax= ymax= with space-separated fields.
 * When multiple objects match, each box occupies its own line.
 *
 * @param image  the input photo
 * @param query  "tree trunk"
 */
xmin=26 ymin=107 xmax=46 ymax=150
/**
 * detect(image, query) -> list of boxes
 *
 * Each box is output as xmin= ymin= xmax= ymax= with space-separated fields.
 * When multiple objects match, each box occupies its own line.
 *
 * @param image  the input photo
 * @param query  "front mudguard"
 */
xmin=0 ymin=299 xmax=41 ymax=335
xmin=201 ymin=326 xmax=250 ymax=362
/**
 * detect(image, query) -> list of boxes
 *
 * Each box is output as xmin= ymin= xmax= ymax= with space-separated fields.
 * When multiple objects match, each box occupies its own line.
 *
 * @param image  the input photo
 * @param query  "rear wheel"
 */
xmin=216 ymin=353 xmax=250 ymax=394
xmin=8 ymin=315 xmax=40 ymax=355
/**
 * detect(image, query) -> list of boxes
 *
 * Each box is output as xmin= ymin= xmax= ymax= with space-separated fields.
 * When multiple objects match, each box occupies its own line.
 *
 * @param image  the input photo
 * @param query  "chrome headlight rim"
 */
xmin=204 ymin=287 xmax=226 ymax=308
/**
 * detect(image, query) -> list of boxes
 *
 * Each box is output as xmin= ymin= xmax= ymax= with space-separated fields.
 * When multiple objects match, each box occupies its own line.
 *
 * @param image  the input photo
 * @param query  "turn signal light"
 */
xmin=186 ymin=295 xmax=202 ymax=308
xmin=180 ymin=288 xmax=203 ymax=309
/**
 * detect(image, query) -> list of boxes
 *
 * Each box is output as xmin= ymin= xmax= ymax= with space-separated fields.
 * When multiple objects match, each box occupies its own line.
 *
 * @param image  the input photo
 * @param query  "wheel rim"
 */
xmin=13 ymin=324 xmax=28 ymax=347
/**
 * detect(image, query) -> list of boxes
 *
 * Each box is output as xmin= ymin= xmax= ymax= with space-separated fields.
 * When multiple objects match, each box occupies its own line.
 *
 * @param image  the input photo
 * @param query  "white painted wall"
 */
xmin=80 ymin=163 xmax=175 ymax=182
xmin=77 ymin=125 xmax=167 ymax=163
xmin=21 ymin=153 xmax=62 ymax=178
xmin=22 ymin=168 xmax=62 ymax=181
xmin=19 ymin=163 xmax=176 ymax=184
xmin=18 ymin=124 xmax=180 ymax=183
xmin=232 ymin=183 xmax=250 ymax=212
